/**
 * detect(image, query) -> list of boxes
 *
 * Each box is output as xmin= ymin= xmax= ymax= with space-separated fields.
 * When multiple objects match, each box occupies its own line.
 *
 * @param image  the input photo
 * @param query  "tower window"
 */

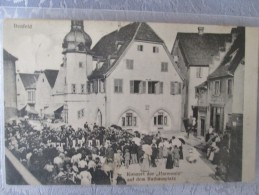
xmin=81 ymin=84 xmax=85 ymax=93
xmin=79 ymin=62 xmax=83 ymax=68
xmin=72 ymin=84 xmax=76 ymax=94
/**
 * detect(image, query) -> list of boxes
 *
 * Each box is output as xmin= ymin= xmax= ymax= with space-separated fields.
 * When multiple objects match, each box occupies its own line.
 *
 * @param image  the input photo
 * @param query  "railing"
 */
xmin=5 ymin=148 xmax=41 ymax=185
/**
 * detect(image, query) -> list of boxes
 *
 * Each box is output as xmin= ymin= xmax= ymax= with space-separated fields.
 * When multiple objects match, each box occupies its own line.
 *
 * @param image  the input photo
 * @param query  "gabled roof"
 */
xmin=19 ymin=73 xmax=38 ymax=89
xmin=44 ymin=69 xmax=59 ymax=88
xmin=208 ymin=27 xmax=245 ymax=79
xmin=89 ymin=22 xmax=164 ymax=80
xmin=173 ymin=32 xmax=231 ymax=66
xmin=3 ymin=49 xmax=18 ymax=61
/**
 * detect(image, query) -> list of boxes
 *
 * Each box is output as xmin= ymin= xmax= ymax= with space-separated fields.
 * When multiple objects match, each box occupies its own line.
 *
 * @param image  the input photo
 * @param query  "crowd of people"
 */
xmin=205 ymin=126 xmax=231 ymax=180
xmin=5 ymin=119 xmax=186 ymax=185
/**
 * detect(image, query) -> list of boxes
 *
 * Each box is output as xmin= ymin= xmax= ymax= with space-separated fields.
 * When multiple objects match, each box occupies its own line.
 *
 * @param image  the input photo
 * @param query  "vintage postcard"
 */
xmin=3 ymin=19 xmax=257 ymax=185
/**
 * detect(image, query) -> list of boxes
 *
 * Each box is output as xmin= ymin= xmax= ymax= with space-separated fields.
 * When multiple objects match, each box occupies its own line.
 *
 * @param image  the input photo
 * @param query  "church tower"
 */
xmin=62 ymin=20 xmax=93 ymax=93
xmin=57 ymin=20 xmax=93 ymax=126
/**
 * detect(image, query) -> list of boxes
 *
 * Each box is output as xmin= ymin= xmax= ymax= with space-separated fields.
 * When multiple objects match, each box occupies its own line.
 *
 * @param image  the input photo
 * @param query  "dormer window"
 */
xmin=137 ymin=45 xmax=143 ymax=51
xmin=173 ymin=56 xmax=179 ymax=63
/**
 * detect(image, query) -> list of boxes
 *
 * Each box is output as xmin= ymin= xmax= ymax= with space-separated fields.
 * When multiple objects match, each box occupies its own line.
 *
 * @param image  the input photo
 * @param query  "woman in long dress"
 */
xmin=166 ymin=147 xmax=174 ymax=169
xmin=141 ymin=153 xmax=150 ymax=172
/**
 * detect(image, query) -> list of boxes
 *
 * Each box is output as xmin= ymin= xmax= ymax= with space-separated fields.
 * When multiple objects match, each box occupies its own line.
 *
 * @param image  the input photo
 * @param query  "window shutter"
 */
xmin=160 ymin=82 xmax=163 ymax=94
xmin=130 ymin=81 xmax=134 ymax=93
xmin=155 ymin=82 xmax=160 ymax=94
xmin=142 ymin=81 xmax=146 ymax=93
xmin=103 ymin=80 xmax=106 ymax=93
xmin=171 ymin=82 xmax=175 ymax=95
xmin=178 ymin=82 xmax=182 ymax=94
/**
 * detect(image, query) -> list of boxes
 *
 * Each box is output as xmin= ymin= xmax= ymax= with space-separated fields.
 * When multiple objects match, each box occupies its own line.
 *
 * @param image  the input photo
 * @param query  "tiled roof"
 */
xmin=208 ymin=27 xmax=245 ymax=79
xmin=3 ymin=49 xmax=18 ymax=61
xmin=44 ymin=69 xmax=59 ymax=88
xmin=19 ymin=73 xmax=38 ymax=89
xmin=89 ymin=22 xmax=164 ymax=80
xmin=175 ymin=33 xmax=231 ymax=66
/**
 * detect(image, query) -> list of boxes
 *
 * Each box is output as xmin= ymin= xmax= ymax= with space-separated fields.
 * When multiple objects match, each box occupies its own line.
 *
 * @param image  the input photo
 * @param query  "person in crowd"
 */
xmin=151 ymin=142 xmax=158 ymax=167
xmin=166 ymin=146 xmax=174 ymax=169
xmin=116 ymin=171 xmax=127 ymax=185
xmin=77 ymin=166 xmax=92 ymax=185
xmin=172 ymin=145 xmax=180 ymax=167
xmin=130 ymin=142 xmax=138 ymax=164
xmin=124 ymin=149 xmax=130 ymax=169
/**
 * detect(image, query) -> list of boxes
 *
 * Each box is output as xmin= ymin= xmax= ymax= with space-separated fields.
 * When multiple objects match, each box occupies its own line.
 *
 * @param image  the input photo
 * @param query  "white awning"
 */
xmin=43 ymin=104 xmax=64 ymax=115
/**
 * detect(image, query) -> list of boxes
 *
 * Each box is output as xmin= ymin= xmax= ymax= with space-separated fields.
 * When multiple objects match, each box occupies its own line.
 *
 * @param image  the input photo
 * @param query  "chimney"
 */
xmin=198 ymin=27 xmax=204 ymax=35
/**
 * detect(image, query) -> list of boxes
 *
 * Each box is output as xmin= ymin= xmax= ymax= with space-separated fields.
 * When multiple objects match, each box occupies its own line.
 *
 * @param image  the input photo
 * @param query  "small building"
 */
xmin=35 ymin=69 xmax=59 ymax=118
xmin=16 ymin=73 xmax=38 ymax=117
xmin=3 ymin=49 xmax=18 ymax=121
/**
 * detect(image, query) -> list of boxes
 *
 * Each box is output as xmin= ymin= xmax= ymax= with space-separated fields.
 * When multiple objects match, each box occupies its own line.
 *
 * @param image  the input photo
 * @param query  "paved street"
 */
xmin=115 ymin=131 xmax=223 ymax=185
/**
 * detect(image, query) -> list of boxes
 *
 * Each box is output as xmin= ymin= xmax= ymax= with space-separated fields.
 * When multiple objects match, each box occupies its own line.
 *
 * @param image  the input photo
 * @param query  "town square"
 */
xmin=4 ymin=19 xmax=245 ymax=185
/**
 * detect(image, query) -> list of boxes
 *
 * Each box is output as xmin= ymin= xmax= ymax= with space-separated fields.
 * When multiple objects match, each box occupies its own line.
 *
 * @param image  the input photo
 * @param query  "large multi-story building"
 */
xmin=171 ymin=28 xmax=233 ymax=120
xmin=51 ymin=21 xmax=184 ymax=133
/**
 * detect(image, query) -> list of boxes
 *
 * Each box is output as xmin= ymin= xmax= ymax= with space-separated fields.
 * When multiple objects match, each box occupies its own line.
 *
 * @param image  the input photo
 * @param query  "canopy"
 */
xmin=43 ymin=104 xmax=64 ymax=115
xmin=25 ymin=105 xmax=38 ymax=115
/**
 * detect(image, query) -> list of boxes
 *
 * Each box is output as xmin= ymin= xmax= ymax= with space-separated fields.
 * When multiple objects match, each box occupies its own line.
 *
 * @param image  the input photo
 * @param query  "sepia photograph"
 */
xmin=3 ymin=19 xmax=254 ymax=185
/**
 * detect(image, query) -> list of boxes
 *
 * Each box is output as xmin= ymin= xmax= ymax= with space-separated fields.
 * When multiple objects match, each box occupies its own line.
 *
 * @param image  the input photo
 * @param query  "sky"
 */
xmin=4 ymin=19 xmax=233 ymax=73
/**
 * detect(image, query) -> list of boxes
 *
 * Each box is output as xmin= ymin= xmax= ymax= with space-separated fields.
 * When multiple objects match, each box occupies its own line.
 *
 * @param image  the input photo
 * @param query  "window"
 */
xmin=122 ymin=113 xmax=137 ymax=127
xmin=42 ymin=78 xmax=44 ymax=82
xmin=170 ymin=82 xmax=181 ymax=95
xmin=148 ymin=81 xmax=163 ymax=94
xmin=214 ymin=80 xmax=221 ymax=96
xmin=79 ymin=62 xmax=83 ymax=68
xmin=196 ymin=67 xmax=202 ymax=78
xmin=137 ymin=45 xmax=143 ymax=51
xmin=126 ymin=113 xmax=133 ymax=126
xmin=227 ymin=79 xmax=232 ymax=95
xmin=122 ymin=117 xmax=125 ymax=126
xmin=153 ymin=46 xmax=159 ymax=53
xmin=78 ymin=109 xmax=85 ymax=119
xmin=64 ymin=77 xmax=67 ymax=85
xmin=114 ymin=79 xmax=123 ymax=93
xmin=81 ymin=84 xmax=85 ymax=93
xmin=72 ymin=84 xmax=76 ymax=93
xmin=87 ymin=81 xmax=91 ymax=94
xmin=126 ymin=59 xmax=134 ymax=70
xmin=99 ymin=79 xmax=105 ymax=93
xmin=161 ymin=62 xmax=168 ymax=72
xmin=130 ymin=80 xmax=146 ymax=94
xmin=154 ymin=112 xmax=167 ymax=126
xmin=93 ymin=80 xmax=98 ymax=93
xmin=173 ymin=55 xmax=179 ymax=63
xmin=27 ymin=90 xmax=35 ymax=102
